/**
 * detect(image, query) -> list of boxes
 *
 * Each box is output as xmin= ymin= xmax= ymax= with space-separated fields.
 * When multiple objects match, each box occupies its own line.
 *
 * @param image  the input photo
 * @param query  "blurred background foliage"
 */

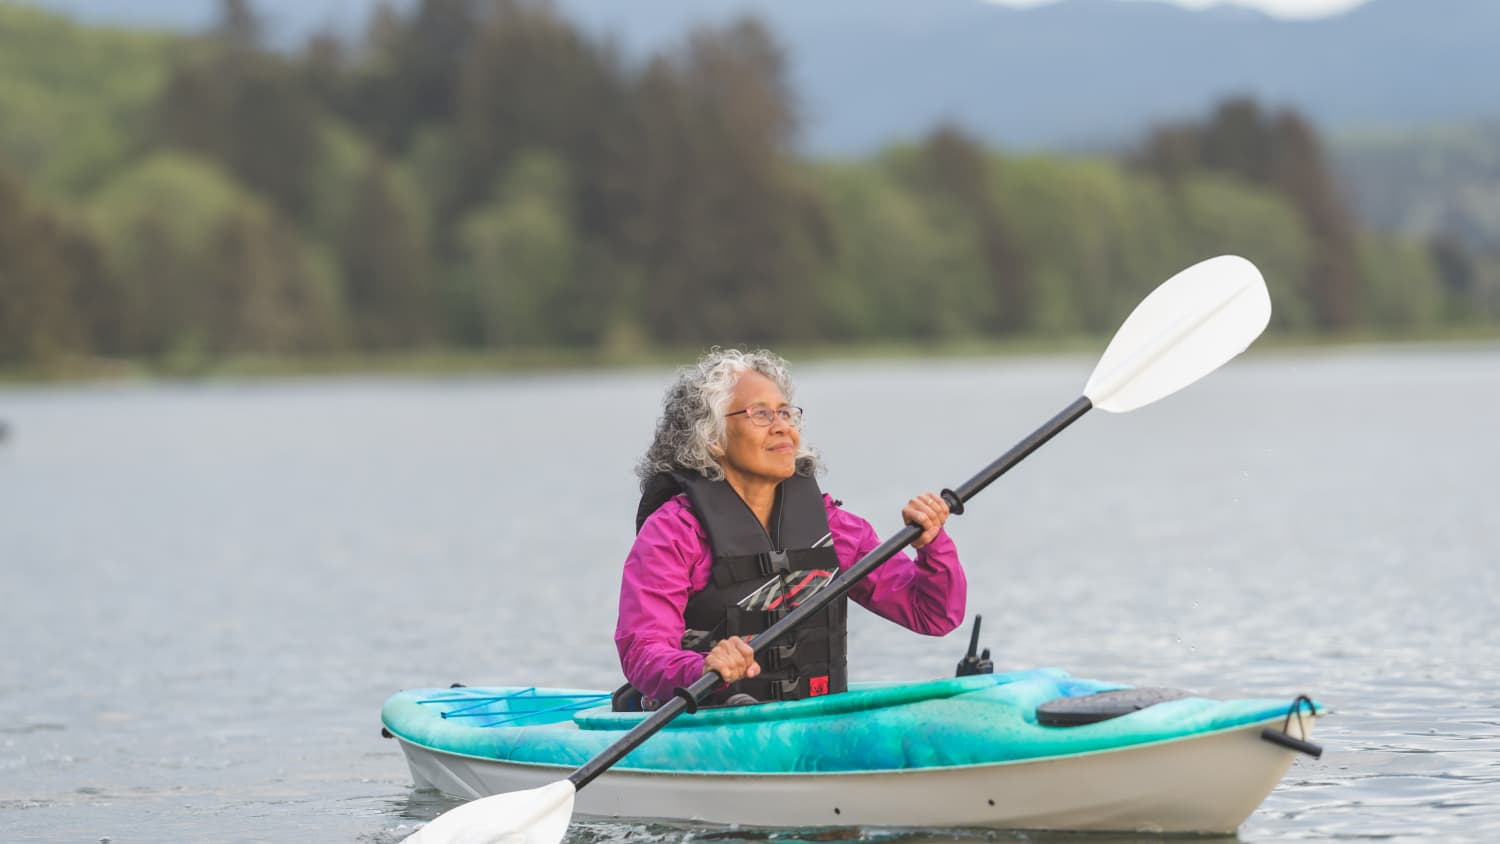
xmin=2 ymin=0 xmax=1497 ymax=376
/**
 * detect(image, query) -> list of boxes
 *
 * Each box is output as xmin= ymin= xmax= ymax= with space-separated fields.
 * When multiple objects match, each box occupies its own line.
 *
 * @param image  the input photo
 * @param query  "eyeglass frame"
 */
xmin=725 ymin=405 xmax=805 ymax=428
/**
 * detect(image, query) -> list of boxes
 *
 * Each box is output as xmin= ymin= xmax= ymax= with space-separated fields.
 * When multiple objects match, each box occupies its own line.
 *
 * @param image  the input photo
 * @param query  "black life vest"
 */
xmin=634 ymin=470 xmax=848 ymax=705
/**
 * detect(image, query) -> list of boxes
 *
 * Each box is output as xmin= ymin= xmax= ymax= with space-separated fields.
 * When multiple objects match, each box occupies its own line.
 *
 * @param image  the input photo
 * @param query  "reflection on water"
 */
xmin=386 ymin=790 xmax=1245 ymax=844
xmin=3 ymin=347 xmax=1499 ymax=843
xmin=575 ymin=819 xmax=1240 ymax=844
xmin=573 ymin=821 xmax=1230 ymax=839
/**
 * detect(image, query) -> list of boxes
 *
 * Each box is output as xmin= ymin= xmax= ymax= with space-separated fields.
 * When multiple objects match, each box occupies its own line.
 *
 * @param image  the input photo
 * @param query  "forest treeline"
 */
xmin=2 ymin=0 xmax=1497 ymax=373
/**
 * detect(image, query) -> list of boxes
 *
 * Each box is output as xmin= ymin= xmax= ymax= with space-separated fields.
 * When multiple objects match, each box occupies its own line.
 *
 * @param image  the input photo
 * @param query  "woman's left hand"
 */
xmin=903 ymin=492 xmax=950 ymax=550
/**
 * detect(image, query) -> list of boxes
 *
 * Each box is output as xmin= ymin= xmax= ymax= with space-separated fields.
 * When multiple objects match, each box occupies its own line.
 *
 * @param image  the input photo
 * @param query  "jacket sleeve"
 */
xmin=827 ymin=496 xmax=967 ymax=635
xmin=614 ymin=503 xmax=711 ymax=701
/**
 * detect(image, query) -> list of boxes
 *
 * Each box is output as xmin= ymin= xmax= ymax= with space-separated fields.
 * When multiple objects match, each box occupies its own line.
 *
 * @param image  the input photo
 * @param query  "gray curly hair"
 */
xmin=637 ymin=348 xmax=820 ymax=486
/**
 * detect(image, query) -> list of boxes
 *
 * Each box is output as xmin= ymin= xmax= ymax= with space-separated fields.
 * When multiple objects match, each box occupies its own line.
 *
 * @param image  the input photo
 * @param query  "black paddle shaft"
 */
xmin=568 ymin=395 xmax=1095 ymax=791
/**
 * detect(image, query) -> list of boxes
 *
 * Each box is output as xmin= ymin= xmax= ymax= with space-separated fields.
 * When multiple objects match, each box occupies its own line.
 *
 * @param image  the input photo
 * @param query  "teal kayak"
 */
xmin=382 ymin=668 xmax=1322 ymax=833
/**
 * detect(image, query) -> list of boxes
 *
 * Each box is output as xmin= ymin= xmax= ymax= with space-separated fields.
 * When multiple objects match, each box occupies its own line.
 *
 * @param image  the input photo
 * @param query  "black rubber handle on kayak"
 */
xmin=1259 ymin=694 xmax=1323 ymax=758
xmin=566 ymin=396 xmax=1096 ymax=792
xmin=1260 ymin=728 xmax=1324 ymax=758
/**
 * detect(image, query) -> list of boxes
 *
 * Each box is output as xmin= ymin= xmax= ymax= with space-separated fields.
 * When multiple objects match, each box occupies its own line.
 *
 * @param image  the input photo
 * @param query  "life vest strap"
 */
xmin=711 ymin=547 xmax=835 ymax=589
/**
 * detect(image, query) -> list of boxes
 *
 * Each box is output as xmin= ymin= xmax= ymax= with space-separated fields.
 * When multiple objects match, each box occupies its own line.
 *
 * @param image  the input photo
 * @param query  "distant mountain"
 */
xmin=1333 ymin=123 xmax=1500 ymax=254
xmin=25 ymin=0 xmax=1500 ymax=154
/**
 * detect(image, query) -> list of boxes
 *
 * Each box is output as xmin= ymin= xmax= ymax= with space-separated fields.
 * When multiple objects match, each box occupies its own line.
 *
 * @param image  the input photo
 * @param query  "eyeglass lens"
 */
xmin=748 ymin=407 xmax=802 ymax=426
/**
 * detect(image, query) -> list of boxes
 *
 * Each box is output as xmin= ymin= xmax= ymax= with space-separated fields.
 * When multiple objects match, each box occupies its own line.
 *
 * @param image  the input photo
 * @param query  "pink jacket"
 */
xmin=615 ymin=493 xmax=967 ymax=701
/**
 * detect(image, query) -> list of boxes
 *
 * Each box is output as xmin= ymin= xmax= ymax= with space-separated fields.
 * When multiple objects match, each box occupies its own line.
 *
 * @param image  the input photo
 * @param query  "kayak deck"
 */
xmin=384 ymin=668 xmax=1321 ymax=833
xmin=382 ymin=669 xmax=1318 ymax=775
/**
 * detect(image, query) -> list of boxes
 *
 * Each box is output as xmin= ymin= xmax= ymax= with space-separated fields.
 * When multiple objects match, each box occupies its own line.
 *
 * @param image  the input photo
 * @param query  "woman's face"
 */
xmin=717 ymin=371 xmax=800 ymax=488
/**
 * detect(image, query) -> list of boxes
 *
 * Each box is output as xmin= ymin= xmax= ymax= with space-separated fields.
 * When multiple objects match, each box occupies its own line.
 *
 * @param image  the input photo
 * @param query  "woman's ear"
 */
xmin=708 ymin=440 xmax=725 ymax=457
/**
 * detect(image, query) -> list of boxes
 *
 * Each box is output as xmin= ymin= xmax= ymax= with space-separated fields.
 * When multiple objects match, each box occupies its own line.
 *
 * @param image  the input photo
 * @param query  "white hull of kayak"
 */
xmin=394 ymin=714 xmax=1315 ymax=834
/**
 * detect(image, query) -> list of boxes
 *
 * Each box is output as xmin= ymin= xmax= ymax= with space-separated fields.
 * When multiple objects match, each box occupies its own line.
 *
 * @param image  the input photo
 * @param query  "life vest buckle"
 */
xmin=761 ymin=642 xmax=797 ymax=670
xmin=758 ymin=550 xmax=792 ymax=576
xmin=760 ymin=608 xmax=791 ymax=627
xmin=765 ymin=678 xmax=801 ymax=700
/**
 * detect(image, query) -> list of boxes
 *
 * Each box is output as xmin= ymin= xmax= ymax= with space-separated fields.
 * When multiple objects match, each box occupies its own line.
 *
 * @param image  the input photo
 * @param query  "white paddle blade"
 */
xmin=401 ymin=780 xmax=577 ymax=844
xmin=1083 ymin=255 xmax=1270 ymax=413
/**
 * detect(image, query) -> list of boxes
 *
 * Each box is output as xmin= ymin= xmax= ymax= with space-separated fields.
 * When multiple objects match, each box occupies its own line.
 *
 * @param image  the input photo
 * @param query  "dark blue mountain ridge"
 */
xmin=23 ymin=0 xmax=1500 ymax=153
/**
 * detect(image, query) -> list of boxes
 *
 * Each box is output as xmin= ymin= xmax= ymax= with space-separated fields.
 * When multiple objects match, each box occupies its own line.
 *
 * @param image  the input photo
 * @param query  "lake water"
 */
xmin=2 ymin=345 xmax=1497 ymax=843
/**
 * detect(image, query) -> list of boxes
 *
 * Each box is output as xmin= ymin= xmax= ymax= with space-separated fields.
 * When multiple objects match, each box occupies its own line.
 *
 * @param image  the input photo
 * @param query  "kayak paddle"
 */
xmin=399 ymin=253 xmax=1272 ymax=844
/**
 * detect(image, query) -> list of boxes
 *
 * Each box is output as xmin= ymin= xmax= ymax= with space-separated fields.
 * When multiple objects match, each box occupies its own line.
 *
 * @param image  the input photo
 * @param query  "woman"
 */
xmin=615 ymin=348 xmax=967 ymax=709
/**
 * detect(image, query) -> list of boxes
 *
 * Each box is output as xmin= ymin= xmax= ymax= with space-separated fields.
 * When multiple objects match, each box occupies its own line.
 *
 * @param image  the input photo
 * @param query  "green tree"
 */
xmin=0 ymin=4 xmax=173 ymax=196
xmin=0 ymin=169 xmax=88 ymax=366
xmin=1172 ymin=177 xmax=1315 ymax=330
xmin=450 ymin=151 xmax=581 ymax=347
xmin=1135 ymin=97 xmax=1366 ymax=331
xmin=203 ymin=210 xmax=347 ymax=355
xmin=338 ymin=159 xmax=434 ymax=348
xmin=336 ymin=0 xmax=483 ymax=154
xmin=1358 ymin=234 xmax=1444 ymax=330
xmin=90 ymin=153 xmax=343 ymax=362
xmin=809 ymin=161 xmax=986 ymax=340
xmin=1199 ymin=97 xmax=1275 ymax=185
xmin=1428 ymin=234 xmax=1481 ymax=322
xmin=156 ymin=0 xmax=324 ymax=221
xmin=1270 ymin=111 xmax=1363 ymax=330
xmin=446 ymin=0 xmax=623 ymax=234
xmin=615 ymin=19 xmax=828 ymax=345
xmin=990 ymin=156 xmax=1162 ymax=334
xmin=913 ymin=125 xmax=1029 ymax=333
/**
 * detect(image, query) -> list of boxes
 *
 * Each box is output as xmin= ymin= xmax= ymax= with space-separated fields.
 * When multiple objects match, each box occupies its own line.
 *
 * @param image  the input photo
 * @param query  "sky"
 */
xmin=988 ymin=0 xmax=1372 ymax=19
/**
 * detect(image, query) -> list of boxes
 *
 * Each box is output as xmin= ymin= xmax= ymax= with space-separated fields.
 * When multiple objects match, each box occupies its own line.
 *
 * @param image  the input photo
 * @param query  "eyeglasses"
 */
xmin=726 ymin=406 xmax=804 ymax=428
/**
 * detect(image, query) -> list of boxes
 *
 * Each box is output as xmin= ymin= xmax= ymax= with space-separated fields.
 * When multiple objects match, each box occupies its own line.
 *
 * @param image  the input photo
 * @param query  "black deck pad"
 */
xmin=1036 ymin=687 xmax=1193 ymax=727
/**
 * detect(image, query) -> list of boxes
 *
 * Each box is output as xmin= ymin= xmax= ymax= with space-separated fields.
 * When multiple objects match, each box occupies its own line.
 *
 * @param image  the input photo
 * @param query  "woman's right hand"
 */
xmin=903 ymin=491 xmax=951 ymax=549
xmin=703 ymin=635 xmax=760 ymax=683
